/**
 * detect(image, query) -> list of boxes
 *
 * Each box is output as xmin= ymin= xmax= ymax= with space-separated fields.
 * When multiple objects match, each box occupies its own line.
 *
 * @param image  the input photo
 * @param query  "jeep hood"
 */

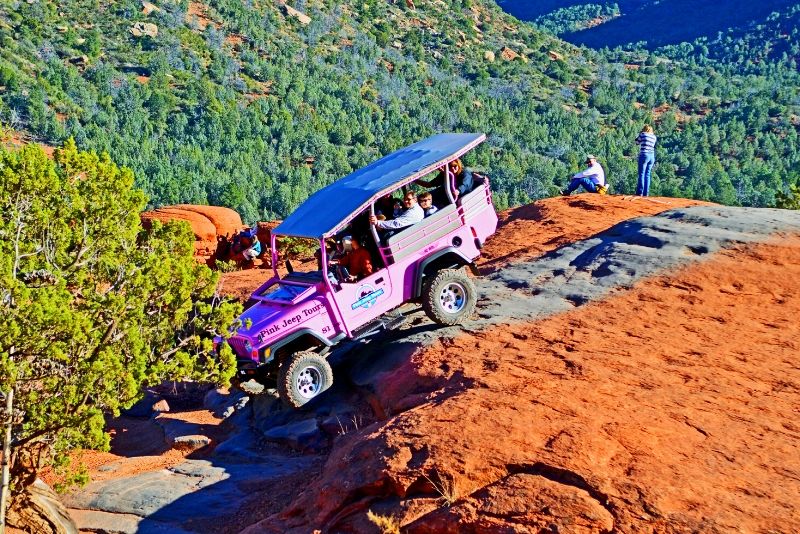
xmin=236 ymin=303 xmax=288 ymax=338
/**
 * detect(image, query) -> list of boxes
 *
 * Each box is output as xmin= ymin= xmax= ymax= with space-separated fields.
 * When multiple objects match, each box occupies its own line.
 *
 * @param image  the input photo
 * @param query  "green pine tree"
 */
xmin=0 ymin=140 xmax=239 ymax=493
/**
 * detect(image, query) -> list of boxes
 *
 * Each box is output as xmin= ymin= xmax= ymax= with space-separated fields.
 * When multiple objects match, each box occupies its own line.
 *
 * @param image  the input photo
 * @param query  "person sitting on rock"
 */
xmin=561 ymin=155 xmax=607 ymax=196
xmin=330 ymin=237 xmax=373 ymax=282
xmin=238 ymin=227 xmax=262 ymax=264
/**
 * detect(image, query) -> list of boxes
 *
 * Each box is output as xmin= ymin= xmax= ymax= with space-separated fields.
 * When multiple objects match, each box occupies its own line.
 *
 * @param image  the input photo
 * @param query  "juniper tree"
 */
xmin=0 ymin=140 xmax=238 ymax=495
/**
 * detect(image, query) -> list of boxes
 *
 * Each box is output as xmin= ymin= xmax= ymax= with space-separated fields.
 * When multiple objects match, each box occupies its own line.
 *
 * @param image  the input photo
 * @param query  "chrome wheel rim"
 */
xmin=438 ymin=282 xmax=466 ymax=313
xmin=296 ymin=366 xmax=322 ymax=399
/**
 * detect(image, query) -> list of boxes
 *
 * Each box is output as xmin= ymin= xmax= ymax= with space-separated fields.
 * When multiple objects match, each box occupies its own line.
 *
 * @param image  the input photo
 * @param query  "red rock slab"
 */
xmin=405 ymin=472 xmax=614 ymax=533
xmin=141 ymin=206 xmax=222 ymax=255
xmin=141 ymin=207 xmax=217 ymax=242
xmin=260 ymin=236 xmax=800 ymax=533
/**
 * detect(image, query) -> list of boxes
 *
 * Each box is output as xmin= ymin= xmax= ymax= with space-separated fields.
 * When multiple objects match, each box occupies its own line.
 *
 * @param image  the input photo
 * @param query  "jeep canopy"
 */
xmin=274 ymin=132 xmax=486 ymax=239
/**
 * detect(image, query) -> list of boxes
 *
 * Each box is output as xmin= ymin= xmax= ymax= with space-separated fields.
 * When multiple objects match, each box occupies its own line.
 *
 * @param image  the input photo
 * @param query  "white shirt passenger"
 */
xmin=376 ymin=204 xmax=424 ymax=230
xmin=572 ymin=161 xmax=606 ymax=187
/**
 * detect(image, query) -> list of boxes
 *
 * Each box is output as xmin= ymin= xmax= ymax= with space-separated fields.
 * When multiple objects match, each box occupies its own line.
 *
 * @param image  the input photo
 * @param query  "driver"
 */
xmin=330 ymin=237 xmax=373 ymax=282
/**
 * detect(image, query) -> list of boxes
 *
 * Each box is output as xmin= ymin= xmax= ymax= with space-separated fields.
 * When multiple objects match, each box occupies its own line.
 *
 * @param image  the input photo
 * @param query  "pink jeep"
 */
xmin=222 ymin=133 xmax=498 ymax=407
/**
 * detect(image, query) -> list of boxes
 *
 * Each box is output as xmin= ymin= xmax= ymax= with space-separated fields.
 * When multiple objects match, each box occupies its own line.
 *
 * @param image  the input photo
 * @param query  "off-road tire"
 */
xmin=422 ymin=268 xmax=477 ymax=326
xmin=277 ymin=351 xmax=334 ymax=408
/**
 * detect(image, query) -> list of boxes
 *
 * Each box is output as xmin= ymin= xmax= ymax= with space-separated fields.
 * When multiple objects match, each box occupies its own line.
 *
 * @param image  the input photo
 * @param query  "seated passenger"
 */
xmin=369 ymin=191 xmax=423 ymax=238
xmin=392 ymin=199 xmax=403 ymax=218
xmin=418 ymin=191 xmax=438 ymax=217
xmin=330 ymin=237 xmax=373 ymax=282
xmin=416 ymin=158 xmax=475 ymax=206
xmin=375 ymin=194 xmax=398 ymax=219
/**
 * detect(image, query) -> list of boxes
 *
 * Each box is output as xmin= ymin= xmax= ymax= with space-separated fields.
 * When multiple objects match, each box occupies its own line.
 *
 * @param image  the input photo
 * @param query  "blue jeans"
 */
xmin=637 ymin=152 xmax=655 ymax=196
xmin=565 ymin=177 xmax=597 ymax=194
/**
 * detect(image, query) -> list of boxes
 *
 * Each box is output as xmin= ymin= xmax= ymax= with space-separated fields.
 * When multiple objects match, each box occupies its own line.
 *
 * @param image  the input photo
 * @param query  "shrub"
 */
xmin=0 ymin=140 xmax=240 ymax=495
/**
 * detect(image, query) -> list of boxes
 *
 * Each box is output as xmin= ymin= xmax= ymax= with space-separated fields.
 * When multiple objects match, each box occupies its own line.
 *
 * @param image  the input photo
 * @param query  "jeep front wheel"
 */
xmin=422 ymin=268 xmax=477 ymax=326
xmin=278 ymin=351 xmax=334 ymax=408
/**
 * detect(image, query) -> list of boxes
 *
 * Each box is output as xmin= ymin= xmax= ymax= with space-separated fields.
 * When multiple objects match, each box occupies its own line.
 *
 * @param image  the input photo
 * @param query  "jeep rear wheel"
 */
xmin=278 ymin=351 xmax=334 ymax=408
xmin=422 ymin=268 xmax=477 ymax=326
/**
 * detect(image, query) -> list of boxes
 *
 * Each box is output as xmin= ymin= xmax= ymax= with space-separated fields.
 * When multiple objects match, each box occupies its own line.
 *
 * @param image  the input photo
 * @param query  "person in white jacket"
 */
xmin=561 ymin=155 xmax=607 ymax=196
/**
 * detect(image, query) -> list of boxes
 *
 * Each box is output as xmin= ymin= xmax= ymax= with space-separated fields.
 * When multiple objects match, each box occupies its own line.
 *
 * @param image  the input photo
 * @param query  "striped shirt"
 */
xmin=636 ymin=132 xmax=657 ymax=154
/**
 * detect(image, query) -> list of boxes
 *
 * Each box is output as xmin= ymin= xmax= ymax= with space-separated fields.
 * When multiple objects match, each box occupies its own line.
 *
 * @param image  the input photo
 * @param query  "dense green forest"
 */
xmin=0 ymin=0 xmax=798 ymax=223
xmin=530 ymin=3 xmax=620 ymax=36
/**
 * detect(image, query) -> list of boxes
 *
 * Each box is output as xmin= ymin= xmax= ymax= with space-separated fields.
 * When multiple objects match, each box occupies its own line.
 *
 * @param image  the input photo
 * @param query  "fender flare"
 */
xmin=414 ymin=247 xmax=475 ymax=298
xmin=265 ymin=329 xmax=344 ymax=364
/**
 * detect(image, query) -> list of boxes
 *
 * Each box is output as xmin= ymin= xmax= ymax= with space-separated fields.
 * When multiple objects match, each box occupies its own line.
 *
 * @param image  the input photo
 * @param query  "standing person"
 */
xmin=561 ymin=155 xmax=607 ymax=196
xmin=635 ymin=125 xmax=657 ymax=196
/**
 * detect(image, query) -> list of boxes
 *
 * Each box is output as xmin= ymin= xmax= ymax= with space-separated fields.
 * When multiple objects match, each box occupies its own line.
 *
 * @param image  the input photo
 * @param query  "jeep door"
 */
xmin=336 ymin=267 xmax=396 ymax=331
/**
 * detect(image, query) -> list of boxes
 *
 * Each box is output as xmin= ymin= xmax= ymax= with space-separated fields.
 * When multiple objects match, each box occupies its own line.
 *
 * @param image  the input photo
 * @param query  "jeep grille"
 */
xmin=227 ymin=337 xmax=249 ymax=358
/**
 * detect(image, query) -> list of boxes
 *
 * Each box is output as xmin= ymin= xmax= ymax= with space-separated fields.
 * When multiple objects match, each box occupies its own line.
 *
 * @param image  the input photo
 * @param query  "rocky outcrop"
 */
xmin=141 ymin=1 xmax=160 ymax=15
xmin=63 ymin=198 xmax=800 ymax=534
xmin=140 ymin=204 xmax=244 ymax=258
xmin=405 ymin=473 xmax=615 ymax=533
xmin=64 ymin=388 xmax=317 ymax=534
xmin=130 ymin=22 xmax=158 ymax=38
xmin=500 ymin=46 xmax=520 ymax=61
xmin=281 ymin=4 xmax=311 ymax=25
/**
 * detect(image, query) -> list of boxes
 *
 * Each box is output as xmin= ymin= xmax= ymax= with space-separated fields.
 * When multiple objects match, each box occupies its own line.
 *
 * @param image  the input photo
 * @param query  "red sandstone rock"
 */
xmin=245 ymin=233 xmax=800 ymax=534
xmin=140 ymin=207 xmax=218 ymax=255
xmin=174 ymin=204 xmax=244 ymax=238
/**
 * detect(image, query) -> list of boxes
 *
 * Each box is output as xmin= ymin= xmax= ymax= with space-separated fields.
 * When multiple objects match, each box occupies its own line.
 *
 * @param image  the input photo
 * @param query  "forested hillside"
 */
xmin=1 ymin=0 xmax=798 ymax=222
xmin=659 ymin=5 xmax=800 ymax=74
xmin=497 ymin=0 xmax=796 ymax=49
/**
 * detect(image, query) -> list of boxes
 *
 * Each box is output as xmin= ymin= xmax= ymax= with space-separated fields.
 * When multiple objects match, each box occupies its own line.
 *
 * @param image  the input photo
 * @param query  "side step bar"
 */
xmin=351 ymin=313 xmax=408 ymax=341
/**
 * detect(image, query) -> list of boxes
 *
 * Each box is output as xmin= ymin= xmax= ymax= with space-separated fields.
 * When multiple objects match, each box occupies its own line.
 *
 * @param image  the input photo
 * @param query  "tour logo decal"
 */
xmin=351 ymin=284 xmax=384 ymax=310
